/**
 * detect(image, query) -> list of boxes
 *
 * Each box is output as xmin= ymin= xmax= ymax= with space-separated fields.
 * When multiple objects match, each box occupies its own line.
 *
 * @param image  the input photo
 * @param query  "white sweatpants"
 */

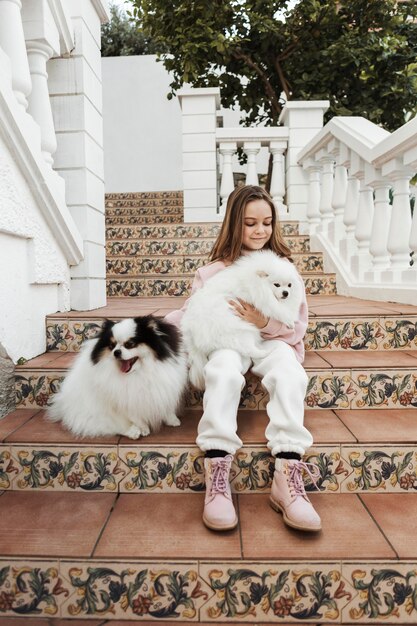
xmin=196 ymin=340 xmax=312 ymax=457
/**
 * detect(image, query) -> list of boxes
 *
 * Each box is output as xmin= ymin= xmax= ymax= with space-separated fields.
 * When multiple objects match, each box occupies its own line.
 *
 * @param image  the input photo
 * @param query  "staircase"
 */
xmin=1 ymin=191 xmax=417 ymax=624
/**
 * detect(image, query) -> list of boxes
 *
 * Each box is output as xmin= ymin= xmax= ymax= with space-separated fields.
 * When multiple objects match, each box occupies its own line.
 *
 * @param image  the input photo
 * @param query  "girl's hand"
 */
xmin=229 ymin=298 xmax=269 ymax=329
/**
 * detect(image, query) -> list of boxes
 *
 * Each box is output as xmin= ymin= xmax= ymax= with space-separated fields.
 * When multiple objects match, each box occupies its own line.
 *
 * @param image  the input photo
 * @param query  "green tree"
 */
xmin=129 ymin=0 xmax=417 ymax=131
xmin=101 ymin=3 xmax=164 ymax=57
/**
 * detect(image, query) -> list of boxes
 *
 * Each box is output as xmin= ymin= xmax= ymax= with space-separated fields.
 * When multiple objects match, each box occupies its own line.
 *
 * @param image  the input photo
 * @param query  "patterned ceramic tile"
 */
xmin=10 ymin=446 xmax=127 ymax=491
xmin=352 ymin=370 xmax=417 ymax=409
xmin=106 ymin=205 xmax=183 ymax=216
xmin=60 ymin=561 xmax=209 ymax=620
xmin=0 ymin=559 xmax=68 ymax=618
xmin=106 ymin=274 xmax=336 ymax=298
xmin=0 ymin=447 xmax=19 ymax=489
xmin=106 ymin=215 xmax=181 ymax=225
xmin=46 ymin=320 xmax=102 ymax=352
xmin=199 ymin=561 xmax=352 ymax=622
xmin=105 ymin=191 xmax=183 ymax=200
xmin=106 ymin=224 xmax=221 ymax=240
xmin=341 ymin=446 xmax=417 ymax=493
xmin=305 ymin=318 xmax=417 ymax=351
xmin=106 ymin=238 xmax=215 ymax=256
xmin=15 ymin=368 xmax=417 ymax=410
xmin=342 ymin=562 xmax=417 ymax=623
xmin=283 ymin=235 xmax=310 ymax=253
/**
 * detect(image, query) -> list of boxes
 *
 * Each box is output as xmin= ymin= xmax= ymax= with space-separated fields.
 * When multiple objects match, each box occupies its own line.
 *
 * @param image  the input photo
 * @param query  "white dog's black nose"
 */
xmin=282 ymin=291 xmax=289 ymax=298
xmin=114 ymin=349 xmax=122 ymax=359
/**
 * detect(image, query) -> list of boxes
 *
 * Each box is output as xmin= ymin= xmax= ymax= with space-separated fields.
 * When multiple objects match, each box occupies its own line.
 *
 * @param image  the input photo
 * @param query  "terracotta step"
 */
xmin=106 ymin=272 xmax=336 ymax=298
xmin=14 ymin=350 xmax=417 ymax=411
xmin=0 ymin=489 xmax=415 ymax=622
xmin=1 ymin=408 xmax=417 ymax=495
xmin=105 ymin=252 xmax=324 ymax=276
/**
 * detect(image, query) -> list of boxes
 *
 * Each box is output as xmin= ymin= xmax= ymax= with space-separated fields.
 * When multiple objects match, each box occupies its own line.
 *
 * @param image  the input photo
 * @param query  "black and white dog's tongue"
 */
xmin=120 ymin=358 xmax=137 ymax=373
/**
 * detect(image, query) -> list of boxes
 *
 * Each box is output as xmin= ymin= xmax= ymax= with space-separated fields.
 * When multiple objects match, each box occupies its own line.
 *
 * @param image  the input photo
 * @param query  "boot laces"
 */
xmin=210 ymin=459 xmax=230 ymax=495
xmin=288 ymin=461 xmax=320 ymax=497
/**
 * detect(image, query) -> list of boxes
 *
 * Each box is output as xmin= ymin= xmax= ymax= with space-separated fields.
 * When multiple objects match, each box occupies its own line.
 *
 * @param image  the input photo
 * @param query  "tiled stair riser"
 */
xmin=106 ymin=238 xmax=216 ymax=256
xmin=105 ymin=224 xmax=306 ymax=241
xmin=106 ymin=205 xmax=184 ymax=216
xmin=106 ymin=214 xmax=184 ymax=224
xmin=106 ymin=219 xmax=299 ymax=235
xmin=1 ymin=557 xmax=417 ymax=623
xmin=46 ymin=317 xmax=417 ymax=353
xmin=2 ymin=443 xmax=416 ymax=494
xmin=14 ymin=369 xmax=417 ymax=410
xmin=106 ymin=273 xmax=336 ymax=297
xmin=106 ymin=252 xmax=324 ymax=275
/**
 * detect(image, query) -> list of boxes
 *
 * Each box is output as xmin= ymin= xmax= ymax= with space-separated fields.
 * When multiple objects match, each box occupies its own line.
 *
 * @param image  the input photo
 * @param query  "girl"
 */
xmin=165 ymin=185 xmax=321 ymax=532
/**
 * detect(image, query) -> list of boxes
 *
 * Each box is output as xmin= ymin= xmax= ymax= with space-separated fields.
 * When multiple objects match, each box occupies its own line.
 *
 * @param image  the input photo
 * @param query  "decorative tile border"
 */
xmin=199 ymin=561 xmax=350 ymax=622
xmin=106 ymin=237 xmax=215 ymax=256
xmin=4 ymin=445 xmax=128 ymax=491
xmin=15 ymin=369 xmax=417 ymax=410
xmin=341 ymin=446 xmax=417 ymax=493
xmin=3 ymin=558 xmax=417 ymax=622
xmin=106 ymin=215 xmax=182 ymax=225
xmin=106 ymin=274 xmax=336 ymax=298
xmin=105 ymin=191 xmax=183 ymax=200
xmin=106 ymin=224 xmax=222 ymax=240
xmin=45 ymin=316 xmax=417 ymax=353
xmin=106 ymin=205 xmax=184 ymax=215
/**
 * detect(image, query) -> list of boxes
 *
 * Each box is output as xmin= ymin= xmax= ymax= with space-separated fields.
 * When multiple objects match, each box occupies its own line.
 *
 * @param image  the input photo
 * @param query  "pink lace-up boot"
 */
xmin=203 ymin=455 xmax=238 ymax=531
xmin=270 ymin=458 xmax=322 ymax=532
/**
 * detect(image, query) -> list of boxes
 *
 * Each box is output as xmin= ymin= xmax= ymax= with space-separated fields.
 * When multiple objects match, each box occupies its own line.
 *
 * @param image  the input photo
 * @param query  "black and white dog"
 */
xmin=49 ymin=316 xmax=187 ymax=438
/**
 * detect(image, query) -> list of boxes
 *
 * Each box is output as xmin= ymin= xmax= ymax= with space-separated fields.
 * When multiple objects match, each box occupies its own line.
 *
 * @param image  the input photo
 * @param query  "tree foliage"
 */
xmin=101 ymin=3 xmax=164 ymax=57
xmin=129 ymin=0 xmax=417 ymax=131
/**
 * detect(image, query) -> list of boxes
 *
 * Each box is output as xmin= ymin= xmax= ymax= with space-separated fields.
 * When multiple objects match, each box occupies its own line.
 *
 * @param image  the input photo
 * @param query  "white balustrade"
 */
xmin=303 ymin=159 xmax=321 ymax=228
xmin=317 ymin=152 xmax=334 ymax=228
xmin=387 ymin=174 xmax=412 ymax=269
xmin=26 ymin=41 xmax=57 ymax=164
xmin=243 ymin=141 xmax=261 ymax=185
xmin=369 ymin=182 xmax=391 ymax=268
xmin=0 ymin=0 xmax=31 ymax=109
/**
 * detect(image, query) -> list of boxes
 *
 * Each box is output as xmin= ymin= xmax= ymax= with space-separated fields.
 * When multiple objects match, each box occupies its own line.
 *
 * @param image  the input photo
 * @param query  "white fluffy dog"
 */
xmin=48 ymin=316 xmax=188 ymax=439
xmin=181 ymin=250 xmax=303 ymax=389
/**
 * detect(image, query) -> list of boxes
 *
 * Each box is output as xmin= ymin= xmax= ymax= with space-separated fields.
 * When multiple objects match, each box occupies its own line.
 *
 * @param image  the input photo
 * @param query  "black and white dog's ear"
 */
xmin=101 ymin=319 xmax=115 ymax=332
xmin=256 ymin=270 xmax=269 ymax=278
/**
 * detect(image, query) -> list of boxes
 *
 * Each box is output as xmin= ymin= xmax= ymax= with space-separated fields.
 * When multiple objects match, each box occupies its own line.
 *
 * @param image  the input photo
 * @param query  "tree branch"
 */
xmin=232 ymin=49 xmax=282 ymax=120
xmin=274 ymin=58 xmax=291 ymax=99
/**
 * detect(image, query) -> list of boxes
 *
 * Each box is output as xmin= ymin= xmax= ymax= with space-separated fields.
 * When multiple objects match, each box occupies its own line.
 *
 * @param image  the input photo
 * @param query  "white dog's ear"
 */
xmin=256 ymin=270 xmax=269 ymax=278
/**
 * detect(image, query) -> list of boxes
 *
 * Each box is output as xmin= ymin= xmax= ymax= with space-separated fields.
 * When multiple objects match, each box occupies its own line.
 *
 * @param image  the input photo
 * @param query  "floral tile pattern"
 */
xmin=0 ymin=560 xmax=69 ymax=617
xmin=106 ymin=274 xmax=336 ymax=298
xmin=341 ymin=446 xmax=417 ymax=493
xmin=105 ymin=190 xmax=183 ymax=200
xmin=106 ymin=205 xmax=184 ymax=216
xmin=60 ymin=561 xmax=210 ymax=620
xmin=106 ymin=224 xmax=222 ymax=240
xmin=14 ymin=368 xmax=417 ymax=410
xmin=199 ymin=562 xmax=351 ymax=622
xmin=342 ymin=562 xmax=417 ymax=623
xmin=106 ymin=215 xmax=182 ymax=225
xmin=106 ymin=237 xmax=215 ymax=256
xmin=46 ymin=320 xmax=102 ymax=352
xmin=305 ymin=318 xmax=417 ymax=351
xmin=0 ymin=447 xmax=19 ymax=489
xmin=10 ymin=446 xmax=128 ymax=491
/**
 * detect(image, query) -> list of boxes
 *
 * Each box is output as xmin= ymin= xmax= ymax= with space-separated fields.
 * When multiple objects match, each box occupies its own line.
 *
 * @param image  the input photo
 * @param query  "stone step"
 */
xmin=45 ymin=295 xmax=417 ymax=353
xmin=14 ymin=350 xmax=417 ymax=411
xmin=0 ymin=488 xmax=415 ymax=623
xmin=106 ymin=273 xmax=336 ymax=298
xmin=106 ymin=252 xmax=324 ymax=276
xmin=1 ymin=408 xmax=417 ymax=495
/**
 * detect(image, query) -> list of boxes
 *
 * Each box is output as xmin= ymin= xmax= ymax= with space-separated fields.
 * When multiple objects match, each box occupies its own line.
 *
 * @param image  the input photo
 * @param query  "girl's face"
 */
xmin=242 ymin=199 xmax=273 ymax=251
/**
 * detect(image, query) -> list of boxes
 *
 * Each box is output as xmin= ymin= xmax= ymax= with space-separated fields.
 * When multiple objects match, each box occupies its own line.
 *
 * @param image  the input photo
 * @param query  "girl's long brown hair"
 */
xmin=209 ymin=185 xmax=293 ymax=263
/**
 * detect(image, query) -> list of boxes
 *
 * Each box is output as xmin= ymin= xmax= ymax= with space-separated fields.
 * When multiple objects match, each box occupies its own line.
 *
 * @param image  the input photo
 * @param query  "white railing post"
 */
xmin=303 ymin=158 xmax=321 ymax=230
xmin=340 ymin=164 xmax=360 ymax=262
xmin=219 ymin=141 xmax=237 ymax=215
xmin=329 ymin=140 xmax=348 ymax=247
xmin=385 ymin=172 xmax=413 ymax=272
xmin=317 ymin=151 xmax=335 ymax=230
xmin=243 ymin=141 xmax=261 ymax=185
xmin=0 ymin=0 xmax=31 ymax=110
xmin=363 ymin=164 xmax=391 ymax=275
xmin=269 ymin=141 xmax=287 ymax=216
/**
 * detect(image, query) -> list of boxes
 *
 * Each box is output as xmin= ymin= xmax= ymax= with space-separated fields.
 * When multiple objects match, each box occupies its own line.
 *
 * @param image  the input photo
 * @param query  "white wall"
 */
xmin=102 ymin=55 xmax=183 ymax=192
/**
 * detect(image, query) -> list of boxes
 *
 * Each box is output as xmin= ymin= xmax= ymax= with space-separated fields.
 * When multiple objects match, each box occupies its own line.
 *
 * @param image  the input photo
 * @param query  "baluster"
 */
xmin=218 ymin=142 xmax=236 ymax=214
xmin=369 ymin=181 xmax=391 ymax=268
xmin=303 ymin=159 xmax=321 ymax=231
xmin=339 ymin=169 xmax=360 ymax=262
xmin=355 ymin=180 xmax=374 ymax=251
xmin=329 ymin=163 xmax=348 ymax=247
xmin=386 ymin=174 xmax=412 ymax=270
xmin=317 ymin=152 xmax=334 ymax=231
xmin=26 ymin=42 xmax=57 ymax=164
xmin=0 ymin=0 xmax=31 ymax=109
xmin=269 ymin=141 xmax=287 ymax=216
xmin=243 ymin=141 xmax=261 ymax=185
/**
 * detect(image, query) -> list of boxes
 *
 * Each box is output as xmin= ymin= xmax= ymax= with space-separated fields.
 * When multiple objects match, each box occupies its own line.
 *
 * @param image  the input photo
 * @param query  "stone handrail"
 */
xmin=216 ymin=127 xmax=289 ymax=215
xmin=297 ymin=115 xmax=417 ymax=305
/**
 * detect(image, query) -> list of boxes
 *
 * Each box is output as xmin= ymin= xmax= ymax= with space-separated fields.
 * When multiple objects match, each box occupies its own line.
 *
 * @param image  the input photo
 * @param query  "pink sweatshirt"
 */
xmin=165 ymin=258 xmax=308 ymax=363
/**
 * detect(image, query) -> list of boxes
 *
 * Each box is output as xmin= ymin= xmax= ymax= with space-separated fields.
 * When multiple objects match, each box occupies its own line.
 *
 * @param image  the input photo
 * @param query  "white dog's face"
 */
xmin=257 ymin=269 xmax=295 ymax=302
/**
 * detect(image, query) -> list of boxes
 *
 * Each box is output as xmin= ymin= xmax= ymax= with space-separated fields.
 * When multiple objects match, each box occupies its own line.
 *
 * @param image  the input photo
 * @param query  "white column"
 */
xmin=243 ymin=141 xmax=261 ymax=185
xmin=0 ymin=0 xmax=31 ymax=109
xmin=269 ymin=141 xmax=287 ymax=216
xmin=369 ymin=182 xmax=391 ymax=268
xmin=317 ymin=152 xmax=334 ymax=229
xmin=26 ymin=41 xmax=57 ymax=164
xmin=303 ymin=159 xmax=321 ymax=230
xmin=329 ymin=163 xmax=348 ymax=247
xmin=339 ymin=171 xmax=360 ymax=262
xmin=219 ymin=142 xmax=237 ymax=215
xmin=355 ymin=180 xmax=374 ymax=251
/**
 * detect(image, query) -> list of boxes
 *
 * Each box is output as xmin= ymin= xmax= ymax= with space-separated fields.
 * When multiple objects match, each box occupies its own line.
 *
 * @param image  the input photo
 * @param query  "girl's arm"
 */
xmin=163 ymin=269 xmax=204 ymax=328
